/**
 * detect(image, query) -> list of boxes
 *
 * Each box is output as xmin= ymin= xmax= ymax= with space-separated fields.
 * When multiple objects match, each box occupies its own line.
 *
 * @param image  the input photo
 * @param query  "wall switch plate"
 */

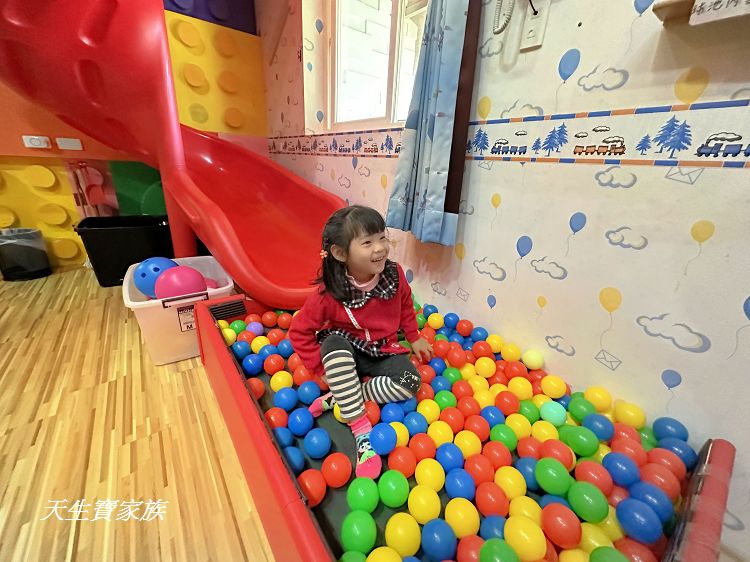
xmin=22 ymin=135 xmax=51 ymax=149
xmin=55 ymin=137 xmax=83 ymax=150
xmin=520 ymin=0 xmax=550 ymax=52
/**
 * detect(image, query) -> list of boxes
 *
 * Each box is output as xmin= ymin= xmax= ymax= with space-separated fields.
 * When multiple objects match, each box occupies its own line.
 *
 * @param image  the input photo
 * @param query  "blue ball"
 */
xmin=602 ymin=452 xmax=641 ymax=487
xmin=629 ymin=481 xmax=674 ymax=524
xmin=431 ymin=376 xmax=452 ymax=393
xmin=429 ymin=357 xmax=447 ymax=376
xmin=495 ymin=353 xmax=502 ymax=360
xmin=653 ymin=417 xmax=689 ymax=442
xmin=287 ymin=407 xmax=314 ymax=437
xmin=133 ymin=257 xmax=178 ymax=298
xmin=436 ymin=327 xmax=453 ymax=338
xmin=449 ymin=334 xmax=465 ymax=344
xmin=658 ymin=437 xmax=698 ymax=470
xmin=540 ymin=494 xmax=572 ymax=510
xmin=403 ymin=412 xmax=428 ymax=436
xmin=582 ymin=413 xmax=615 ymax=441
xmin=461 ymin=341 xmax=474 ymax=351
xmin=445 ymin=468 xmax=475 ymax=500
xmin=297 ymin=381 xmax=321 ymax=405
xmin=277 ymin=338 xmax=294 ymax=358
xmin=258 ymin=345 xmax=280 ymax=359
xmin=555 ymin=395 xmax=571 ymax=409
xmin=381 ymin=403 xmax=405 ymax=423
xmin=273 ymin=427 xmax=294 ymax=448
xmin=479 ymin=515 xmax=506 ymax=540
xmin=515 ymin=457 xmax=539 ymax=491
xmin=282 ymin=446 xmax=305 ymax=475
xmin=398 ymin=397 xmax=417 ymax=414
xmin=241 ymin=354 xmax=264 ymax=376
xmin=471 ymin=327 xmax=489 ymax=341
xmin=370 ymin=422 xmax=398 ymax=455
xmin=444 ymin=313 xmax=460 ymax=329
xmin=436 ymin=443 xmax=464 ymax=472
xmin=422 ymin=304 xmax=438 ymax=317
xmin=616 ymin=499 xmax=663 ymax=544
xmin=422 ymin=518 xmax=457 ymax=562
xmin=481 ymin=406 xmax=505 ymax=428
xmin=303 ymin=427 xmax=331 ymax=459
xmin=231 ymin=341 xmax=251 ymax=360
xmin=273 ymin=387 xmax=298 ymax=411
xmin=403 ymin=558 xmax=420 ymax=562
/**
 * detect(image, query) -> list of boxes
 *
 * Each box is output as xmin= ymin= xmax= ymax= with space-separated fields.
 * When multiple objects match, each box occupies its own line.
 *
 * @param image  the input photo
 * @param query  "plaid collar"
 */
xmin=343 ymin=260 xmax=399 ymax=308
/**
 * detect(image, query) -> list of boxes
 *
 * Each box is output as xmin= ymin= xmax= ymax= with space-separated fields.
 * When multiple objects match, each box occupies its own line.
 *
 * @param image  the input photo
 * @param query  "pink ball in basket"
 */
xmin=154 ymin=266 xmax=207 ymax=299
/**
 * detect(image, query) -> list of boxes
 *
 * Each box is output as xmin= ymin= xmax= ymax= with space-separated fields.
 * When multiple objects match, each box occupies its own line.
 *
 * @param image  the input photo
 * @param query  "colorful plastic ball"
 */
xmin=517 ymin=436 xmax=541 ymax=460
xmin=539 ymin=494 xmax=572 ymax=510
xmin=566 ymin=426 xmax=600 ymax=457
xmin=365 ymin=546 xmax=401 ymax=562
xmin=347 ymin=476 xmax=380 ymax=512
xmin=506 ymin=413 xmax=532 ymax=440
xmin=428 ymin=420 xmax=454 ymax=448
xmin=583 ymin=413 xmax=615 ymax=441
xmin=652 ymin=417 xmax=688 ymax=442
xmin=134 ymin=257 xmax=178 ymax=298
xmin=462 ymin=453 xmax=493 ymax=486
xmin=384 ymin=512 xmax=421 ymax=557
xmin=322 ymin=452 xmax=352 ymax=488
xmin=518 ymin=400 xmax=540 ymax=424
xmin=415 ymin=458 xmax=446 ymax=491
xmin=478 ymin=516 xmax=505 ymax=543
xmin=248 ymin=378 xmax=265 ymax=400
xmin=416 ymin=382 xmax=435 ymax=402
xmin=535 ymin=458 xmax=572 ymax=496
xmin=613 ymin=401 xmax=646 ymax=429
xmin=273 ymin=426 xmax=293 ymax=448
xmin=584 ymin=386 xmax=612 ymax=412
xmin=388 ymin=446 xmax=417 ymax=477
xmin=273 ymin=387 xmax=298 ymax=411
xmin=473 ymin=389 xmax=495 ymax=411
xmin=246 ymin=321 xmax=264 ymax=336
xmin=265 ymin=407 xmax=288 ymax=429
xmin=453 ymin=380 xmax=474 ymax=401
xmin=494 ymin=466 xmax=526 ymax=500
xmin=444 ymin=497 xmax=480 ymax=539
xmin=398 ymin=397 xmax=417 ymax=413
xmin=287 ymin=407 xmax=314 ymax=437
xmin=437 ymin=443 xmax=465 ymax=472
xmin=541 ymin=503 xmax=581 ymax=549
xmin=431 ymin=376 xmax=452 ymax=395
xmin=276 ymin=338 xmax=294 ymax=358
xmin=629 ymin=481 xmax=673 ymax=524
xmin=455 ymin=429 xmax=483 ymax=457
xmin=297 ymin=468 xmax=327 ymax=507
xmin=341 ymin=510 xmax=377 ymax=554
xmin=539 ymin=400 xmax=567 ymax=427
xmin=509 ymin=496 xmax=542 ymax=526
xmin=518 ymin=348 xmax=542 ymax=370
xmin=657 ymin=437 xmax=697 ymax=470
xmin=422 ymin=304 xmax=438 ymax=317
xmin=513 ymin=456 xmax=537 ymax=490
xmin=237 ymin=331 xmax=256 ymax=345
xmin=440 ymin=407 xmax=465 ymax=434
xmin=249 ymin=335 xmax=270 ymax=354
xmin=531 ymin=420 xmax=558 ymax=442
xmin=258 ymin=345 xmax=280 ymax=360
xmin=442 ymin=367 xmax=462 ymax=385
xmin=416 ymin=314 xmax=427 ymax=329
xmin=409 ymin=433 xmax=437 ymax=461
xmin=403 ymin=411 xmax=428 ymax=436
xmin=434 ymin=389 xmax=458 ymax=410
xmin=616 ymin=499 xmax=663 ymax=544
xmin=333 ymin=403 xmax=345 ymax=423
xmin=640 ymin=463 xmax=681 ymax=501
xmin=504 ymin=515 xmax=546 ymax=561
xmin=259 ymin=311 xmax=276 ymax=327
xmin=221 ymin=328 xmax=237 ymax=345
xmin=283 ymin=446 xmax=305 ymax=474
xmin=567 ymin=482 xmax=609 ymax=523
xmin=469 ymin=326 xmax=488 ymax=341
xmin=428 ymin=357 xmax=447 ymax=376
xmin=302 ymin=427 xmax=331 ymax=459
xmin=465 ymin=415 xmax=491 ymax=442
xmin=263 ymin=355 xmax=285 ymax=377
xmin=455 ymin=319 xmax=473 ymax=337
xmin=495 ymin=391 xmax=520 ymax=416
xmin=647 ymin=448 xmax=687 ymax=481
xmin=439 ymin=312 xmax=457 ymax=328
xmin=371 ymin=422 xmax=398 ymax=455
xmin=602 ymin=452 xmax=641 ymax=487
xmin=277 ymin=312 xmax=293 ymax=329
xmin=610 ymin=437 xmax=648 ymax=466
xmin=540 ymin=439 xmax=575 ymax=470
xmin=268 ymin=371 xmax=292 ymax=394
xmin=589 ymin=546 xmax=629 ymax=562
xmin=508 ymin=377 xmax=533 ymax=401
xmin=481 ymin=406 xmax=505 ymax=428
xmin=422 ymin=518 xmax=458 ymax=561
xmin=612 ymin=538 xmax=659 ymax=562
xmin=296 ymin=381 xmax=321 ymax=406
xmin=579 ymin=522 xmax=614 ymax=553
xmin=445 ymin=468 xmax=476 ymax=500
xmin=483 ymin=441 xmax=513 ymax=470
xmin=427 ymin=313 xmax=445 ymax=330
xmin=450 ymin=334 xmax=466 ymax=344
xmin=574 ymin=461 xmax=614 ymax=496
xmin=390 ymin=422 xmax=409 ymax=447
xmin=231 ymin=341 xmax=251 ymax=360
xmin=489 ymin=424 xmax=518 ymax=451
xmin=500 ymin=343 xmax=521 ymax=362
xmin=380 ymin=403 xmax=404 ymax=423
xmin=568 ymin=397 xmax=597 ymax=423
xmin=292 ymin=365 xmax=313 ymax=386
xmin=468 ymin=375 xmax=488 ymax=394
xmin=539 ymin=375 xmax=566 ymax=399
xmin=378 ymin=469 xmax=410 ymax=508
xmin=595 ymin=506 xmax=625 ymax=543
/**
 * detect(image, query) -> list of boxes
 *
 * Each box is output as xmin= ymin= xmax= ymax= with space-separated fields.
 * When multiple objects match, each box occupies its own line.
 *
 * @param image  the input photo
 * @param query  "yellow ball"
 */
xmin=251 ymin=335 xmax=271 ymax=354
xmin=565 ymin=413 xmax=580 ymax=426
xmin=594 ymin=443 xmax=611 ymax=463
xmin=531 ymin=420 xmax=559 ymax=442
xmin=540 ymin=375 xmax=566 ymax=398
xmin=500 ymin=343 xmax=522 ymax=362
xmin=596 ymin=506 xmax=625 ymax=542
xmin=559 ymin=549 xmax=590 ymax=562
xmin=333 ymin=403 xmax=345 ymax=423
xmin=415 ymin=458 xmax=445 ymax=492
xmin=510 ymin=496 xmax=542 ymax=525
xmin=602 ymin=409 xmax=615 ymax=422
xmin=460 ymin=363 xmax=477 ymax=380
xmin=222 ymin=328 xmax=237 ymax=345
xmin=489 ymin=383 xmax=508 ymax=398
xmin=504 ymin=515 xmax=546 ymax=561
xmin=408 ymin=484 xmax=441 ymax=524
xmin=521 ymin=349 xmax=544 ymax=370
xmin=427 ymin=313 xmax=445 ymax=330
xmin=494 ymin=466 xmax=527 ymax=500
xmin=613 ymin=400 xmax=646 ymax=429
xmin=474 ymin=389 xmax=494 ymax=410
xmin=467 ymin=375 xmax=489 ymax=394
xmin=417 ymin=399 xmax=440 ymax=423
xmin=366 ymin=546 xmax=402 ymax=562
xmin=532 ymin=394 xmax=552 ymax=408
xmin=270 ymin=370 xmax=293 ymax=392
xmin=580 ymin=522 xmax=613 ymax=553
xmin=384 ymin=513 xmax=421 ymax=557
xmin=445 ymin=498 xmax=480 ymax=538
xmin=390 ymin=422 xmax=409 ymax=447
xmin=427 ymin=420 xmax=454 ymax=447
xmin=217 ymin=319 xmax=229 ymax=329
xmin=475 ymin=357 xmax=497 ymax=378
xmin=506 ymin=413 xmax=532 ymax=439
xmin=508 ymin=377 xmax=533 ymax=400
xmin=486 ymin=334 xmax=505 ymax=353
xmin=584 ymin=386 xmax=612 ymax=412
xmin=454 ymin=430 xmax=482 ymax=457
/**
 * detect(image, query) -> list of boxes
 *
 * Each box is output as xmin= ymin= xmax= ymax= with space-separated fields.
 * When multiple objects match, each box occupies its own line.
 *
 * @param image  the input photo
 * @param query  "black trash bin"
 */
xmin=0 ymin=228 xmax=52 ymax=281
xmin=75 ymin=215 xmax=174 ymax=287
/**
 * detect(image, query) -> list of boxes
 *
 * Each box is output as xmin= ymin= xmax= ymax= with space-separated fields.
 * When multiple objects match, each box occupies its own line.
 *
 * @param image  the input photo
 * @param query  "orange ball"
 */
xmin=244 ymin=313 xmax=262 ymax=324
xmin=464 ymin=454 xmax=495 ymax=485
xmin=297 ymin=469 xmax=327 ymax=507
xmin=611 ymin=437 xmax=648 ymax=466
xmin=452 ymin=380 xmax=473 ymax=400
xmin=440 ymin=407 xmax=466 ymax=434
xmin=365 ymin=400 xmax=381 ymax=425
xmin=539 ymin=439 xmax=575 ymax=471
xmin=248 ymin=377 xmax=265 ymax=400
xmin=475 ymin=481 xmax=509 ymax=517
xmin=517 ymin=437 xmax=542 ymax=459
xmin=457 ymin=534 xmax=485 ymax=562
xmin=641 ymin=462 xmax=681 ymax=501
xmin=321 ymin=452 xmax=352 ymax=488
xmin=288 ymin=353 xmax=303 ymax=371
xmin=472 ymin=341 xmax=493 ymax=359
xmin=420 ymin=326 xmax=436 ymax=343
xmin=433 ymin=340 xmax=451 ymax=358
xmin=483 ymin=441 xmax=512 ymax=470
xmin=293 ymin=365 xmax=313 ymax=386
xmin=388 ymin=446 xmax=417 ymax=478
xmin=456 ymin=319 xmax=474 ymax=337
xmin=447 ymin=348 xmax=467 ymax=368
xmin=457 ymin=396 xmax=481 ymax=418
xmin=237 ymin=331 xmax=255 ymax=344
xmin=265 ymin=407 xmax=287 ymax=428
xmin=417 ymin=382 xmax=434 ymax=402
xmin=267 ymin=328 xmax=285 ymax=346
xmin=505 ymin=361 xmax=528 ymax=380
xmin=464 ymin=415 xmax=490 ymax=442
xmin=418 ymin=365 xmax=436 ymax=384
xmin=277 ymin=312 xmax=293 ymax=329
xmin=264 ymin=354 xmax=286 ymax=375
xmin=261 ymin=311 xmax=278 ymax=327
xmin=409 ymin=433 xmax=437 ymax=461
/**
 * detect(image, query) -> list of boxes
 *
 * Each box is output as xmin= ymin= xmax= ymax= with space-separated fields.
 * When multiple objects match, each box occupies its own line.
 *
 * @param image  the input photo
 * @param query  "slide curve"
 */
xmin=0 ymin=0 xmax=343 ymax=308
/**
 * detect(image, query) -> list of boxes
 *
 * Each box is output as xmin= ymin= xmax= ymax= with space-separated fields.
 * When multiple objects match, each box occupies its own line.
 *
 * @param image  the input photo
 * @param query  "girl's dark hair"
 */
xmin=315 ymin=205 xmax=386 ymax=301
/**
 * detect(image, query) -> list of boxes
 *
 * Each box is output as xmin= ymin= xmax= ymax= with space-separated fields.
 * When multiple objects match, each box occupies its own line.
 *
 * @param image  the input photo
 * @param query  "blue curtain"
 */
xmin=385 ymin=0 xmax=469 ymax=246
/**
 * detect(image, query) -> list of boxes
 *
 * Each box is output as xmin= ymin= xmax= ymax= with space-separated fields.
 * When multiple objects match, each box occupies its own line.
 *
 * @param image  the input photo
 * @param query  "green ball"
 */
xmin=518 ymin=400 xmax=540 ymax=424
xmin=416 ymin=313 xmax=427 ymax=329
xmin=540 ymin=401 xmax=567 ymax=427
xmin=229 ymin=320 xmax=247 ymax=334
xmin=377 ymin=469 xmax=409 ymax=508
xmin=535 ymin=458 xmax=572 ymax=496
xmin=568 ymin=397 xmax=596 ymax=422
xmin=434 ymin=390 xmax=458 ymax=411
xmin=566 ymin=426 xmax=600 ymax=457
xmin=557 ymin=424 xmax=575 ymax=443
xmin=341 ymin=510 xmax=377 ymax=553
xmin=413 ymin=301 xmax=421 ymax=313
xmin=435 ymin=334 xmax=449 ymax=342
xmin=590 ymin=546 xmax=629 ymax=562
xmin=339 ymin=552 xmax=367 ymax=562
xmin=443 ymin=367 xmax=461 ymax=384
xmin=479 ymin=538 xmax=520 ymax=562
xmin=490 ymin=424 xmax=518 ymax=451
xmin=639 ymin=426 xmax=658 ymax=451
xmin=570 ymin=391 xmax=585 ymax=401
xmin=346 ymin=477 xmax=379 ymax=513
xmin=567 ymin=481 xmax=609 ymax=523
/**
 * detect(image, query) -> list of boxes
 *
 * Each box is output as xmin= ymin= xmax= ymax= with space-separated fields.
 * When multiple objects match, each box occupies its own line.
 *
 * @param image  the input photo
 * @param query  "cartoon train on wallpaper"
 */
xmin=695 ymin=132 xmax=750 ymax=158
xmin=491 ymin=139 xmax=528 ymax=155
xmin=573 ymin=136 xmax=626 ymax=156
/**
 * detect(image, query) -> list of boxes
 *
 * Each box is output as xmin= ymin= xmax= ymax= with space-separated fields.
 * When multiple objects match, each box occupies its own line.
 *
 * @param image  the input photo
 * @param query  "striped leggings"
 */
xmin=320 ymin=335 xmax=421 ymax=420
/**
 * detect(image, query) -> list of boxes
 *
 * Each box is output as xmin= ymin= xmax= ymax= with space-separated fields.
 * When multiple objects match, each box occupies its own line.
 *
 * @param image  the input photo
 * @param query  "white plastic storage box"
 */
xmin=123 ymin=256 xmax=234 ymax=365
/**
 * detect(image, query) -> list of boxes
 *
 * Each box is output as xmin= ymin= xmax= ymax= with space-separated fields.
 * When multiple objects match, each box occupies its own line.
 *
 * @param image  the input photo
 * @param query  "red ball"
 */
xmin=607 ymin=485 xmax=629 ymax=507
xmin=487 ymin=372 xmax=509 ymax=387
xmin=265 ymin=407 xmax=288 ymax=428
xmin=321 ymin=452 xmax=352 ymax=488
xmin=611 ymin=437 xmax=648 ymax=466
xmin=264 ymin=354 xmax=285 ymax=375
xmin=464 ymin=415 xmax=490 ymax=442
xmin=475 ymin=481 xmax=509 ymax=516
xmin=614 ymin=538 xmax=659 ymax=562
xmin=440 ymin=407 xmax=466 ymax=434
xmin=575 ymin=461 xmax=614 ymax=496
xmin=472 ymin=341 xmax=493 ymax=359
xmin=364 ymin=401 xmax=380 ymax=425
xmin=647 ymin=447 xmax=687 ymax=481
xmin=452 ymin=380 xmax=473 ymax=400
xmin=464 ymin=454 xmax=494 ymax=485
xmin=456 ymin=319 xmax=474 ymax=337
xmin=529 ymin=369 xmax=547 ymax=382
xmin=482 ymin=441 xmax=512 ymax=470
xmin=517 ymin=437 xmax=542 ymax=459
xmin=418 ymin=365 xmax=436 ymax=384
xmin=457 ymin=534 xmax=484 ymax=562
xmin=457 ymin=396 xmax=481 ymax=418
xmin=409 ymin=433 xmax=437 ymax=461
xmin=495 ymin=359 xmax=506 ymax=372
xmin=267 ymin=328 xmax=286 ymax=346
xmin=261 ymin=311 xmax=278 ymax=328
xmin=277 ymin=312 xmax=293 ymax=329
xmin=237 ymin=331 xmax=255 ymax=344
xmin=293 ymin=365 xmax=313 ymax=386
xmin=495 ymin=391 xmax=520 ymax=416
xmin=539 ymin=439 xmax=575 ymax=471
xmin=613 ymin=422 xmax=640 ymax=442
xmin=416 ymin=382 xmax=434 ymax=402
xmin=433 ymin=340 xmax=451 ymax=358
xmin=545 ymin=538 xmax=559 ymax=562
xmin=420 ymin=326 xmax=436 ymax=343
xmin=244 ymin=313 xmax=262 ymax=324
xmin=248 ymin=377 xmax=265 ymax=400
xmin=287 ymin=353 xmax=303 ymax=371
xmin=297 ymin=469 xmax=327 ymax=507
xmin=449 ymin=342 xmax=464 ymax=354
xmin=447 ymin=348 xmax=467 ymax=368
xmin=388 ymin=446 xmax=417 ymax=478
xmin=316 ymin=377 xmax=329 ymax=392
xmin=541 ymin=503 xmax=582 ymax=550
xmin=464 ymin=351 xmax=476 ymax=365
xmin=531 ymin=380 xmax=543 ymax=395
xmin=504 ymin=361 xmax=528 ymax=380
xmin=641 ymin=462 xmax=681 ymax=501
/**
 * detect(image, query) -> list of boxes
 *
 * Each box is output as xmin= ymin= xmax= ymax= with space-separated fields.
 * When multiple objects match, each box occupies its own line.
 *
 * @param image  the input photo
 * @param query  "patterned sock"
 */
xmin=349 ymin=416 xmax=381 ymax=478
xmin=308 ymin=392 xmax=335 ymax=418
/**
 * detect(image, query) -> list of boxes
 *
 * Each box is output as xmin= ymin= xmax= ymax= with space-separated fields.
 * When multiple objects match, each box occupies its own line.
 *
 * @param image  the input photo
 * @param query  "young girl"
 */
xmin=288 ymin=205 xmax=433 ymax=478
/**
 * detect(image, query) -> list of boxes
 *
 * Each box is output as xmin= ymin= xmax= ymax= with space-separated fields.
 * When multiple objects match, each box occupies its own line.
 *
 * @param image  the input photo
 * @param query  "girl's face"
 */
xmin=343 ymin=230 xmax=389 ymax=280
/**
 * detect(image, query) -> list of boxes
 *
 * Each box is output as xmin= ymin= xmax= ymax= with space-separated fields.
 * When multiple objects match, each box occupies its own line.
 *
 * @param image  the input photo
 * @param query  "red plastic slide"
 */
xmin=0 ymin=0 xmax=342 ymax=308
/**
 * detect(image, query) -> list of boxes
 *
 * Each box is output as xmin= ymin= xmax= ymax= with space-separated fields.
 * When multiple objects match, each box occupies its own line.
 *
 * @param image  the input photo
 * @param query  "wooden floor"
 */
xmin=0 ymin=268 xmax=274 ymax=562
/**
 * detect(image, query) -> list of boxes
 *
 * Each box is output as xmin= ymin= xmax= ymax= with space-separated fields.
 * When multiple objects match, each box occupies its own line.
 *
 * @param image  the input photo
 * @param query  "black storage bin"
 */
xmin=75 ymin=215 xmax=174 ymax=287
xmin=0 ymin=228 xmax=52 ymax=281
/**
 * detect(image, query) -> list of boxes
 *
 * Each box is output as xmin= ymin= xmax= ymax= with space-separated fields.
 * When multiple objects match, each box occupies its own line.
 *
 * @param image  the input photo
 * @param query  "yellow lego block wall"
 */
xmin=165 ymin=12 xmax=267 ymax=136
xmin=0 ymin=158 xmax=86 ymax=267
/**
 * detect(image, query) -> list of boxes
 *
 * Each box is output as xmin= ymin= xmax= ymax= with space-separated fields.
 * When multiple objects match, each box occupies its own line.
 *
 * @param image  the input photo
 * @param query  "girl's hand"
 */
xmin=410 ymin=338 xmax=434 ymax=363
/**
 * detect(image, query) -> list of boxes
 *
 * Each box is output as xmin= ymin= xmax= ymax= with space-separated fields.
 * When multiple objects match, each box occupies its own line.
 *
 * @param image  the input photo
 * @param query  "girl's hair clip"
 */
xmin=319 ymin=249 xmax=328 ymax=259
